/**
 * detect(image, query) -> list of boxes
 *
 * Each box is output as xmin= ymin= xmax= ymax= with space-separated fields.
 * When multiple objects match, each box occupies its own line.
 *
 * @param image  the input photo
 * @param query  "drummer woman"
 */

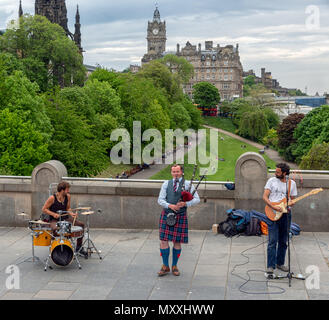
xmin=42 ymin=181 xmax=87 ymax=256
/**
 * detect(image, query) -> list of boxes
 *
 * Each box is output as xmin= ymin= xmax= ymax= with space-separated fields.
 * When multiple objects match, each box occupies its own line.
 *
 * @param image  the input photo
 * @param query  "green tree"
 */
xmin=262 ymin=128 xmax=279 ymax=149
xmin=300 ymin=143 xmax=329 ymax=170
xmin=88 ymin=68 xmax=124 ymax=91
xmin=0 ymin=70 xmax=53 ymax=142
xmin=288 ymin=89 xmax=307 ymax=96
xmin=293 ymin=105 xmax=329 ymax=162
xmin=230 ymin=98 xmax=254 ymax=127
xmin=59 ymin=86 xmax=96 ymax=122
xmin=83 ymin=79 xmax=124 ymax=123
xmin=243 ymin=75 xmax=256 ymax=96
xmin=44 ymin=94 xmax=108 ymax=177
xmin=0 ymin=108 xmax=51 ymax=176
xmin=116 ymin=73 xmax=171 ymax=134
xmin=0 ymin=14 xmax=86 ymax=91
xmin=193 ymin=82 xmax=220 ymax=108
xmin=139 ymin=60 xmax=183 ymax=103
xmin=277 ymin=113 xmax=305 ymax=161
xmin=170 ymin=102 xmax=191 ymax=131
xmin=263 ymin=107 xmax=280 ymax=129
xmin=181 ymin=98 xmax=202 ymax=130
xmin=239 ymin=110 xmax=269 ymax=141
xmin=160 ymin=54 xmax=194 ymax=84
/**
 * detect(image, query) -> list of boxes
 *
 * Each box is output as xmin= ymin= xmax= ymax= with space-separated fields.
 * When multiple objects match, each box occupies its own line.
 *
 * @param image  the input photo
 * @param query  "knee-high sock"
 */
xmin=160 ymin=248 xmax=170 ymax=267
xmin=172 ymin=248 xmax=181 ymax=267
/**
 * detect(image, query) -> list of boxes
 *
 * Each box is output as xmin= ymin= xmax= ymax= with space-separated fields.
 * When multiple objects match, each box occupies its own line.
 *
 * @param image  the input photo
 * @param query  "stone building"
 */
xmin=20 ymin=0 xmax=83 ymax=53
xmin=243 ymin=68 xmax=296 ymax=96
xmin=142 ymin=7 xmax=243 ymax=101
xmin=175 ymin=41 xmax=244 ymax=101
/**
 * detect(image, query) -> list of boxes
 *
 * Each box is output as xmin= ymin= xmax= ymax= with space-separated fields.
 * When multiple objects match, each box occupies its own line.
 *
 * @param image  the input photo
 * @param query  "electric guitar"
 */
xmin=265 ymin=188 xmax=323 ymax=221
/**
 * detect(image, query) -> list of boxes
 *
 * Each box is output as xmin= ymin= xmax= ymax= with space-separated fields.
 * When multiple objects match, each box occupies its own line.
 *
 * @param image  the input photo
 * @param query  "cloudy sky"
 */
xmin=1 ymin=0 xmax=329 ymax=95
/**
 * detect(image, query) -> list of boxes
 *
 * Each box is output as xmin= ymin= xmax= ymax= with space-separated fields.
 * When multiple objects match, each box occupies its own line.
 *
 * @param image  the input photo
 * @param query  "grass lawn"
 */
xmin=202 ymin=116 xmax=237 ymax=133
xmin=150 ymin=128 xmax=276 ymax=181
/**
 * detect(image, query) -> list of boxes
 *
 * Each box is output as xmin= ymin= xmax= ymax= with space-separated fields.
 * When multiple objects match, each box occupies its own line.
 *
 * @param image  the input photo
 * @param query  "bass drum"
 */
xmin=50 ymin=239 xmax=74 ymax=267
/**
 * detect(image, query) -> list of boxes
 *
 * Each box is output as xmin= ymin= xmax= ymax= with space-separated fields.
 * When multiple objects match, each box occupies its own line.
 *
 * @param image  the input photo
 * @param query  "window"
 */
xmin=224 ymin=60 xmax=228 ymax=66
xmin=206 ymin=69 xmax=210 ymax=73
xmin=224 ymin=75 xmax=229 ymax=81
xmin=206 ymin=61 xmax=210 ymax=66
xmin=224 ymin=69 xmax=228 ymax=73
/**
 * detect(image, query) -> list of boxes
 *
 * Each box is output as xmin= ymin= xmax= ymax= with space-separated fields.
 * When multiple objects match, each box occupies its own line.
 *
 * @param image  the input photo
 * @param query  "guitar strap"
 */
xmin=287 ymin=178 xmax=292 ymax=213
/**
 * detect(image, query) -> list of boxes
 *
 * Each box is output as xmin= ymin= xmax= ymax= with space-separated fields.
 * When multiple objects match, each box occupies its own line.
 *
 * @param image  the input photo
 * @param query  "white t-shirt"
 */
xmin=264 ymin=177 xmax=297 ymax=203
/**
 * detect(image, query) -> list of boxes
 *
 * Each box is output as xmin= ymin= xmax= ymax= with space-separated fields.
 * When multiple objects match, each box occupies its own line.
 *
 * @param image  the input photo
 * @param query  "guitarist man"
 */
xmin=157 ymin=164 xmax=200 ymax=277
xmin=263 ymin=163 xmax=297 ymax=275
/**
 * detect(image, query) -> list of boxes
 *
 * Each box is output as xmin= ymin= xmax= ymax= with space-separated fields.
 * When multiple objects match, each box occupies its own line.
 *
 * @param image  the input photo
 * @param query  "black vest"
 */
xmin=165 ymin=179 xmax=187 ymax=215
xmin=49 ymin=193 xmax=68 ymax=221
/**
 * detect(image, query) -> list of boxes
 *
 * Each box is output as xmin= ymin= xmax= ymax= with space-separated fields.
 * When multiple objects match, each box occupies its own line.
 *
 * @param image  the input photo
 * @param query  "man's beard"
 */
xmin=276 ymin=174 xmax=284 ymax=180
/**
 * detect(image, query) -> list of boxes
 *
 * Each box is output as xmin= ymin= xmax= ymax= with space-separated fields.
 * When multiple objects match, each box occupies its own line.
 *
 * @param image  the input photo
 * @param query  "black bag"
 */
xmin=244 ymin=217 xmax=262 ymax=236
xmin=219 ymin=213 xmax=246 ymax=237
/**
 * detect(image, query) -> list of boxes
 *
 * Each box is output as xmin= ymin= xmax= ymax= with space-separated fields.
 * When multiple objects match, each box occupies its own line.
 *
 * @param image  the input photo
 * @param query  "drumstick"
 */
xmin=73 ymin=214 xmax=77 ymax=227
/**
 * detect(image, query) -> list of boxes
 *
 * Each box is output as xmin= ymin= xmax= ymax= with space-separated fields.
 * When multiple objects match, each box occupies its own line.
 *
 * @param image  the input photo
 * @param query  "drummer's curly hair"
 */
xmin=57 ymin=181 xmax=70 ymax=192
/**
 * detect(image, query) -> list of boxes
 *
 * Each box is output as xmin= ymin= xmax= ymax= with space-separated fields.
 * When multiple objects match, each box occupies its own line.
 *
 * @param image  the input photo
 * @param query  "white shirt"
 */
xmin=158 ymin=177 xmax=200 ymax=209
xmin=264 ymin=177 xmax=297 ymax=203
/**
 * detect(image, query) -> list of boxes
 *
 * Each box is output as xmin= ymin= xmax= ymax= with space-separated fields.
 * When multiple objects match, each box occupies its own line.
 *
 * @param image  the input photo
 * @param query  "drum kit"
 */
xmin=25 ymin=207 xmax=102 ymax=271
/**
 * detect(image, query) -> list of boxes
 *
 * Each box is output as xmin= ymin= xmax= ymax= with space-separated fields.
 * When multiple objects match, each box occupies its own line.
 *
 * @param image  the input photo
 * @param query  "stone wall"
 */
xmin=0 ymin=153 xmax=328 ymax=231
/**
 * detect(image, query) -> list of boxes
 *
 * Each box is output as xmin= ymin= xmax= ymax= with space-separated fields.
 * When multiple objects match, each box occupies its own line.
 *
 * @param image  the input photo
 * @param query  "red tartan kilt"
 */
xmin=159 ymin=210 xmax=188 ymax=243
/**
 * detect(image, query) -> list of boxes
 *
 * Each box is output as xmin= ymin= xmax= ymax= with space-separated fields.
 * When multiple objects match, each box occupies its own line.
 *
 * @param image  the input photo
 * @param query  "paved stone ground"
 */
xmin=0 ymin=227 xmax=328 ymax=300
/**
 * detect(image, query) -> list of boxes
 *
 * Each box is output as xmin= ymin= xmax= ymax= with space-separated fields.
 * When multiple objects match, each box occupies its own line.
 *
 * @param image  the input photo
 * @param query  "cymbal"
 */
xmin=81 ymin=211 xmax=94 ymax=215
xmin=29 ymin=220 xmax=50 ymax=225
xmin=72 ymin=207 xmax=91 ymax=211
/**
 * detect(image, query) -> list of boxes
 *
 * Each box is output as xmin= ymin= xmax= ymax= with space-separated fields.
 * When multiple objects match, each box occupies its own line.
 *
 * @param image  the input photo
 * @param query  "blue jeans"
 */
xmin=267 ymin=212 xmax=291 ymax=269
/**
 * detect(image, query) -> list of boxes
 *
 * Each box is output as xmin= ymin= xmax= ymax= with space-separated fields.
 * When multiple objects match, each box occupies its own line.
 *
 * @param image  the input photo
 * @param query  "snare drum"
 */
xmin=56 ymin=221 xmax=71 ymax=236
xmin=70 ymin=226 xmax=84 ymax=239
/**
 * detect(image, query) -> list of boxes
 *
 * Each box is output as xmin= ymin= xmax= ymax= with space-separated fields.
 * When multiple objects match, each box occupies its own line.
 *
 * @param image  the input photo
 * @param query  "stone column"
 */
xmin=234 ymin=152 xmax=268 ymax=212
xmin=31 ymin=160 xmax=67 ymax=219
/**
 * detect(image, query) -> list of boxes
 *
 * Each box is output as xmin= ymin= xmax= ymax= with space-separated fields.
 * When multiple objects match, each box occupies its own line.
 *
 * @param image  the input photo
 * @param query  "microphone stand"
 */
xmin=275 ymin=174 xmax=305 ymax=285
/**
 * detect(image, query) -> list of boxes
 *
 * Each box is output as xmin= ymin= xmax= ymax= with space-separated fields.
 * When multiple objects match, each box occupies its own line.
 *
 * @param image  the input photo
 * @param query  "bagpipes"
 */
xmin=181 ymin=165 xmax=208 ymax=202
xmin=166 ymin=165 xmax=207 ymax=227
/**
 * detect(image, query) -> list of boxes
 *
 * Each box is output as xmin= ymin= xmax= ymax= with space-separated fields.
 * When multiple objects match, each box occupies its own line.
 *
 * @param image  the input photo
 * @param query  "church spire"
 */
xmin=19 ymin=0 xmax=23 ymax=18
xmin=74 ymin=5 xmax=83 ymax=54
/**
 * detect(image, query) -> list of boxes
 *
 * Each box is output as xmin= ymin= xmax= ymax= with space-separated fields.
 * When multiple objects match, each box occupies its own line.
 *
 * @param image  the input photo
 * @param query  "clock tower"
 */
xmin=142 ymin=6 xmax=167 ymax=64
